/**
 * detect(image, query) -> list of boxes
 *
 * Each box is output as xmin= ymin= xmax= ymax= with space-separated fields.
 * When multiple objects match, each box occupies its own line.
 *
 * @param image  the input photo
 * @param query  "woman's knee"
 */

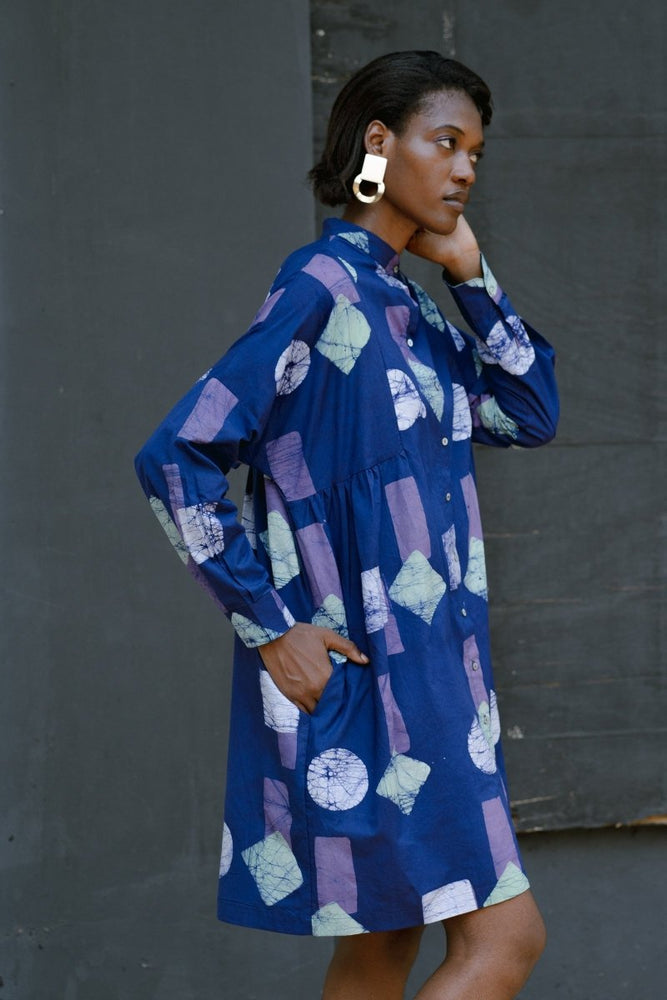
xmin=525 ymin=903 xmax=547 ymax=962
xmin=446 ymin=890 xmax=546 ymax=984
xmin=510 ymin=891 xmax=547 ymax=964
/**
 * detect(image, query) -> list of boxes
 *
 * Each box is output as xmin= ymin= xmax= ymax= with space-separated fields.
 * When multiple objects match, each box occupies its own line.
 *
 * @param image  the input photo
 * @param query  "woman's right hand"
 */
xmin=258 ymin=622 xmax=369 ymax=714
xmin=407 ymin=215 xmax=482 ymax=283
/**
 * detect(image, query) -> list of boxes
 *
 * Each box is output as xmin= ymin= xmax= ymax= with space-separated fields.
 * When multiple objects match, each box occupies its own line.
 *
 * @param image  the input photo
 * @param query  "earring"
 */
xmin=352 ymin=153 xmax=387 ymax=204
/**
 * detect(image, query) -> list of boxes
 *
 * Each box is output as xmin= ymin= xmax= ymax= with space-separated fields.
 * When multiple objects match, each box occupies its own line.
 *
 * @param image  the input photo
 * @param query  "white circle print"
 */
xmin=219 ymin=822 xmax=233 ymax=877
xmin=274 ymin=339 xmax=311 ymax=395
xmin=307 ymin=747 xmax=369 ymax=811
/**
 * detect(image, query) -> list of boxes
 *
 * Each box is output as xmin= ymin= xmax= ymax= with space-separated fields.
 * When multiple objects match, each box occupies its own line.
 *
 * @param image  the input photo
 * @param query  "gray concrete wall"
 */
xmin=1 ymin=1 xmax=315 ymax=996
xmin=311 ymin=0 xmax=667 ymax=832
xmin=1 ymin=1 xmax=665 ymax=998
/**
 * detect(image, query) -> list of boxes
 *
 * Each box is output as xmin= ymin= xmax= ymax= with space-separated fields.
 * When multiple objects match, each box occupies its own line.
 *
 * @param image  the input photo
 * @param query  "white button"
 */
xmin=445 ymin=492 xmax=451 ymax=501
xmin=461 ymin=608 xmax=467 ymax=616
xmin=472 ymin=661 xmax=479 ymax=671
xmin=441 ymin=437 xmax=449 ymax=446
xmin=407 ymin=338 xmax=414 ymax=348
xmin=393 ymin=265 xmax=399 ymax=274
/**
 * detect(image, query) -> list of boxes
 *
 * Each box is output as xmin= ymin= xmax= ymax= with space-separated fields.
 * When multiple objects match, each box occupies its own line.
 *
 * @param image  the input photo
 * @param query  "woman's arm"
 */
xmin=408 ymin=218 xmax=559 ymax=448
xmin=135 ymin=273 xmax=368 ymax=711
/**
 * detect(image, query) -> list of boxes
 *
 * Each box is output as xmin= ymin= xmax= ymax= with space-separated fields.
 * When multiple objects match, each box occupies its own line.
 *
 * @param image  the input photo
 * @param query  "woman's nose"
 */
xmin=451 ymin=152 xmax=476 ymax=185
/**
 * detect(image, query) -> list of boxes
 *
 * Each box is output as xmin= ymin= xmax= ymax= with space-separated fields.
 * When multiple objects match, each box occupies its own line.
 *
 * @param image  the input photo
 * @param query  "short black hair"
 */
xmin=309 ymin=50 xmax=492 ymax=206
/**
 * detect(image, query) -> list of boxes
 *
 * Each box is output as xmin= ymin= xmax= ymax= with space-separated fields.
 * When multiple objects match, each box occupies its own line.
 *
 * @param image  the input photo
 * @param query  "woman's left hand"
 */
xmin=407 ymin=216 xmax=482 ymax=283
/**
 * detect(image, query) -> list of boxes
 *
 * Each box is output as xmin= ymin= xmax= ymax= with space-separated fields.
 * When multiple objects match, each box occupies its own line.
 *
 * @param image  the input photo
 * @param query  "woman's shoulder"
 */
xmin=269 ymin=231 xmax=362 ymax=306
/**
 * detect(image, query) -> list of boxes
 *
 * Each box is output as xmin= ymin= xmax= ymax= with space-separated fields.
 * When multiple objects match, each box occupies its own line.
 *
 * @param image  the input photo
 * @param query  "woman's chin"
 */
xmin=422 ymin=215 xmax=460 ymax=237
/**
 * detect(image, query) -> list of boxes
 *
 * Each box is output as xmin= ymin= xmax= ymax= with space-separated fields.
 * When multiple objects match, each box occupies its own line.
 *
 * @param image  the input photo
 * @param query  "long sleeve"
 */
xmin=444 ymin=256 xmax=559 ymax=448
xmin=134 ymin=272 xmax=333 ymax=648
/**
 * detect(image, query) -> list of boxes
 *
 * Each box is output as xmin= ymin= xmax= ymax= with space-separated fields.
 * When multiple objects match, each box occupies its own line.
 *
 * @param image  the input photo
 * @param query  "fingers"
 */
xmin=323 ymin=630 xmax=369 ymax=665
xmin=258 ymin=624 xmax=370 ymax=716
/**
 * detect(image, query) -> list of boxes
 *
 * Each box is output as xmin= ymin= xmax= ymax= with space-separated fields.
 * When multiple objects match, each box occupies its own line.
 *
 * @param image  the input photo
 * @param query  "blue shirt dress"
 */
xmin=135 ymin=218 xmax=559 ymax=936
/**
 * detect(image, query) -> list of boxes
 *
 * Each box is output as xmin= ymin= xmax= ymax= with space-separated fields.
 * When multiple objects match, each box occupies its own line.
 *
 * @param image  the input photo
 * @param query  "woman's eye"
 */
xmin=437 ymin=137 xmax=456 ymax=150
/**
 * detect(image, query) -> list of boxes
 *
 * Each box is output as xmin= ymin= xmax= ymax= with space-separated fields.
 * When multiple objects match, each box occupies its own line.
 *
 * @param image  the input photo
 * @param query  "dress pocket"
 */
xmin=302 ymin=653 xmax=346 ymax=721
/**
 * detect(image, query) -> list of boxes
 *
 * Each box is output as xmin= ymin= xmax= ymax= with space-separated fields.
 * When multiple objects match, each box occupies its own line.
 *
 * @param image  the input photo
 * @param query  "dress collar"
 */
xmin=323 ymin=217 xmax=400 ymax=273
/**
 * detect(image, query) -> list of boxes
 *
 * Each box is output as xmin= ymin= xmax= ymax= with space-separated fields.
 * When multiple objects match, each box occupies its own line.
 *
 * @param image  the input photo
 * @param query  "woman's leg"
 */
xmin=322 ymin=925 xmax=425 ymax=1000
xmin=414 ymin=890 xmax=546 ymax=1000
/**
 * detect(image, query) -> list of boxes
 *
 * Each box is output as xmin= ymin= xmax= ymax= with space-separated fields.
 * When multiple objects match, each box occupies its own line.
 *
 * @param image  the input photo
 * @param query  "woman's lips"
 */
xmin=443 ymin=197 xmax=466 ymax=213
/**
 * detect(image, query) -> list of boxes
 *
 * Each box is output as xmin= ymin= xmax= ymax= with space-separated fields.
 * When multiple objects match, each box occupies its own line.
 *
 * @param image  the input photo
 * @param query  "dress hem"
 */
xmin=217 ymin=879 xmax=531 ymax=937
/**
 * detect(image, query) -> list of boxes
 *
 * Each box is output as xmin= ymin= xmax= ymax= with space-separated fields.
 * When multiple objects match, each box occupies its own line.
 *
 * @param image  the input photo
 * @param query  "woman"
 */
xmin=136 ymin=50 xmax=558 ymax=999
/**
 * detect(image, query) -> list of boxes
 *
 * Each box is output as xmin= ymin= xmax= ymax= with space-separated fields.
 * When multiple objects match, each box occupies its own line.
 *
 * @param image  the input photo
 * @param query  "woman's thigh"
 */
xmin=333 ymin=924 xmax=426 ymax=967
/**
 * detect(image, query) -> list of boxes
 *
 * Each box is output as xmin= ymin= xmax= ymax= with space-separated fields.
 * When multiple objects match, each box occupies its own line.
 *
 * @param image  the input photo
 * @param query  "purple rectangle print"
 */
xmin=163 ymin=462 xmax=185 ymax=512
xmin=266 ymin=431 xmax=316 ymax=501
xmin=277 ymin=731 xmax=297 ymax=770
xmin=314 ymin=836 xmax=358 ymax=914
xmin=383 ymin=611 xmax=405 ymax=655
xmin=178 ymin=378 xmax=239 ymax=443
xmin=385 ymin=304 xmax=412 ymax=355
xmin=460 ymin=473 xmax=483 ymax=539
xmin=264 ymin=476 xmax=291 ymax=519
xmin=295 ymin=521 xmax=343 ymax=607
xmin=481 ymin=796 xmax=521 ymax=879
xmin=302 ymin=254 xmax=360 ymax=304
xmin=462 ymin=635 xmax=488 ymax=709
xmin=252 ymin=287 xmax=285 ymax=325
xmin=385 ymin=476 xmax=431 ymax=561
xmin=377 ymin=673 xmax=411 ymax=754
xmin=263 ymin=777 xmax=293 ymax=846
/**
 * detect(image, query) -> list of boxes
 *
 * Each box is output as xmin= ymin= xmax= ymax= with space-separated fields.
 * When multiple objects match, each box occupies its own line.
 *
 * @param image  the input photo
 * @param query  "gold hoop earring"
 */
xmin=352 ymin=153 xmax=387 ymax=204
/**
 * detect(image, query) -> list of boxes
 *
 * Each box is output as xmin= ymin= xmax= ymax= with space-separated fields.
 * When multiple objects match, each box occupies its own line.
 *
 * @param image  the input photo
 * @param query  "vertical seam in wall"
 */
xmin=298 ymin=0 xmax=317 ymax=240
xmin=442 ymin=1 xmax=457 ymax=58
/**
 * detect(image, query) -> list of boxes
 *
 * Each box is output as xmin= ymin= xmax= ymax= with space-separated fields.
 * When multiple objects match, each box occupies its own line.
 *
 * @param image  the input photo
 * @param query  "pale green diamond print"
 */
xmin=231 ymin=612 xmax=283 ymax=648
xmin=149 ymin=496 xmax=189 ymax=564
xmin=312 ymin=902 xmax=368 ymax=936
xmin=312 ymin=593 xmax=349 ymax=635
xmin=464 ymin=536 xmax=488 ymax=599
xmin=483 ymin=862 xmax=530 ymax=907
xmin=241 ymin=831 xmax=303 ymax=906
xmin=315 ymin=294 xmax=371 ymax=374
xmin=260 ymin=510 xmax=300 ymax=589
xmin=388 ymin=551 xmax=447 ymax=625
xmin=481 ymin=256 xmax=499 ymax=299
xmin=411 ymin=280 xmax=445 ymax=332
xmin=408 ymin=360 xmax=444 ymax=420
xmin=477 ymin=397 xmax=519 ymax=440
xmin=477 ymin=699 xmax=494 ymax=748
xmin=312 ymin=594 xmax=349 ymax=665
xmin=376 ymin=752 xmax=431 ymax=815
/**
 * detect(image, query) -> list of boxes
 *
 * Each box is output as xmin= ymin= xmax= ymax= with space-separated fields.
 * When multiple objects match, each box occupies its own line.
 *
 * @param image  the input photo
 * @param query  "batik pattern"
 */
xmin=135 ymin=217 xmax=558 ymax=936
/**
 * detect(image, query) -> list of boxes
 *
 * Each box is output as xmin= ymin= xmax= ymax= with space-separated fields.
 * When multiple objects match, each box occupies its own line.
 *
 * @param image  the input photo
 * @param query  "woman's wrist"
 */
xmin=441 ymin=251 xmax=483 ymax=284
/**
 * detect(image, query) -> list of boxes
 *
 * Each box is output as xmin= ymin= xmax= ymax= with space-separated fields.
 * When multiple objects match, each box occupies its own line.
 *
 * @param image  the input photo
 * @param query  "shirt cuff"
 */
xmin=443 ymin=254 xmax=501 ymax=301
xmin=228 ymin=588 xmax=296 ymax=648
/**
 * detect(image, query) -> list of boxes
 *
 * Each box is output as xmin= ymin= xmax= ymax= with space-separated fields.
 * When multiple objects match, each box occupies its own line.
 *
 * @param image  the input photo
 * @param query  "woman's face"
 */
xmin=380 ymin=89 xmax=485 ymax=237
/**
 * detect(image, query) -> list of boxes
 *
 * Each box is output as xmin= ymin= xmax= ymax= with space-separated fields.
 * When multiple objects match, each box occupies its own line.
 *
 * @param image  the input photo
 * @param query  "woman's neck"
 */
xmin=341 ymin=201 xmax=417 ymax=255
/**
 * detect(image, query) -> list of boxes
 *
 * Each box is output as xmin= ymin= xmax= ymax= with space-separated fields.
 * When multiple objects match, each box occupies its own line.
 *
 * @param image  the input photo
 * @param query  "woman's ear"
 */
xmin=363 ymin=120 xmax=391 ymax=157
